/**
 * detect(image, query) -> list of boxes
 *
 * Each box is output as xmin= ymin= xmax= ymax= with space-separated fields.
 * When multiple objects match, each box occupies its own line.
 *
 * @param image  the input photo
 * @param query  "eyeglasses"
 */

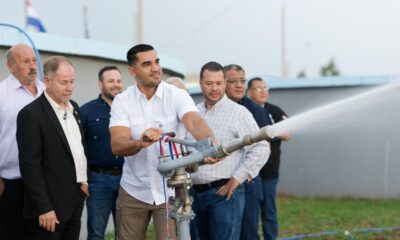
xmin=251 ymin=87 xmax=269 ymax=93
xmin=227 ymin=79 xmax=246 ymax=85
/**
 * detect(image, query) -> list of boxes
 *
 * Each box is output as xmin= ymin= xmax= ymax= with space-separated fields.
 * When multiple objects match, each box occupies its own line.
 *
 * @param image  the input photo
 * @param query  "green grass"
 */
xmin=278 ymin=194 xmax=400 ymax=239
xmin=106 ymin=195 xmax=400 ymax=239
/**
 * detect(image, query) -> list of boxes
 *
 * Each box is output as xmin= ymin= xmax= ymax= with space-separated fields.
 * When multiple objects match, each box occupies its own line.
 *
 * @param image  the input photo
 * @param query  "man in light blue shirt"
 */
xmin=0 ymin=44 xmax=45 ymax=240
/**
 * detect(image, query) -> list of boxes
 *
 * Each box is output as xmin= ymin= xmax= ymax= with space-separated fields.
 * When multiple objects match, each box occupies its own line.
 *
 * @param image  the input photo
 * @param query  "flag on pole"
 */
xmin=26 ymin=0 xmax=46 ymax=32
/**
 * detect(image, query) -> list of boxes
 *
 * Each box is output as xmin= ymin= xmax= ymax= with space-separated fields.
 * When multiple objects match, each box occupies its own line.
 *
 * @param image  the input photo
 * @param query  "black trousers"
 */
xmin=0 ymin=178 xmax=30 ymax=240
xmin=27 ymin=186 xmax=85 ymax=240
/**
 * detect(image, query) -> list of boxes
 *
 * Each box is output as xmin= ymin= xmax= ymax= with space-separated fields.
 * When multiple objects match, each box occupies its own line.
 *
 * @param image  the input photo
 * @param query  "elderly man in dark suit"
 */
xmin=17 ymin=56 xmax=89 ymax=240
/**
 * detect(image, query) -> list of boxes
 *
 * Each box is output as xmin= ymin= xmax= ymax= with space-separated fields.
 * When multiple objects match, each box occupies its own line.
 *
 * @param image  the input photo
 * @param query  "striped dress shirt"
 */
xmin=191 ymin=95 xmax=270 ymax=184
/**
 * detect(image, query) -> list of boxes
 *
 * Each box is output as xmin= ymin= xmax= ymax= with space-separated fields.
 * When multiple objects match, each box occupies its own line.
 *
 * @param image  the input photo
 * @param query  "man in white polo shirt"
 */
xmin=110 ymin=44 xmax=215 ymax=240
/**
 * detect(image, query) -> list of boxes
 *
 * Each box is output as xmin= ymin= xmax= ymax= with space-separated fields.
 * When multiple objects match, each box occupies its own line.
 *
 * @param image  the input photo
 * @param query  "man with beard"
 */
xmin=80 ymin=66 xmax=124 ymax=240
xmin=17 ymin=56 xmax=88 ymax=239
xmin=0 ymin=44 xmax=45 ymax=239
xmin=110 ymin=44 xmax=216 ymax=240
xmin=189 ymin=61 xmax=269 ymax=240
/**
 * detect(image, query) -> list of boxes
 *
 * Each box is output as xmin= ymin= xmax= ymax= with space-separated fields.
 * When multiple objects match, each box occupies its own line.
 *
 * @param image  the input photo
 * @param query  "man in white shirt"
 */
xmin=189 ymin=61 xmax=270 ymax=240
xmin=16 ymin=56 xmax=88 ymax=239
xmin=110 ymin=44 xmax=215 ymax=240
xmin=0 ymin=44 xmax=45 ymax=240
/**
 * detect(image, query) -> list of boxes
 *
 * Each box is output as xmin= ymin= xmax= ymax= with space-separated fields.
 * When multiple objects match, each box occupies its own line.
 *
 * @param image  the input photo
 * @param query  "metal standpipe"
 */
xmin=167 ymin=167 xmax=195 ymax=240
xmin=158 ymin=126 xmax=273 ymax=240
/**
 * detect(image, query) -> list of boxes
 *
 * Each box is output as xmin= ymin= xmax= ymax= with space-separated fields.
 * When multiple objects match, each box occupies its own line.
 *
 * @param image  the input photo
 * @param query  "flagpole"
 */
xmin=281 ymin=0 xmax=288 ymax=79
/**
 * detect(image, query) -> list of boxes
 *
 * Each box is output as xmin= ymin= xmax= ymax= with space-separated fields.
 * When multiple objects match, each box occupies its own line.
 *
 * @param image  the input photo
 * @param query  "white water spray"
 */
xmin=267 ymin=81 xmax=400 ymax=138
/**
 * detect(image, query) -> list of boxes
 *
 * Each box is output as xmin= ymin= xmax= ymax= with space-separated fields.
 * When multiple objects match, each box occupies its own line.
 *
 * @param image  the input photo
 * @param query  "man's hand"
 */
xmin=39 ymin=210 xmax=59 ymax=232
xmin=81 ymin=183 xmax=89 ymax=198
xmin=140 ymin=128 xmax=163 ymax=147
xmin=216 ymin=178 xmax=241 ymax=200
xmin=203 ymin=156 xmax=225 ymax=164
xmin=203 ymin=137 xmax=224 ymax=164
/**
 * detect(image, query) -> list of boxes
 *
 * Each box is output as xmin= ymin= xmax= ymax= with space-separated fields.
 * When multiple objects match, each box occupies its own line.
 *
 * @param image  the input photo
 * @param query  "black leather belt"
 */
xmin=88 ymin=166 xmax=122 ymax=176
xmin=192 ymin=179 xmax=229 ymax=193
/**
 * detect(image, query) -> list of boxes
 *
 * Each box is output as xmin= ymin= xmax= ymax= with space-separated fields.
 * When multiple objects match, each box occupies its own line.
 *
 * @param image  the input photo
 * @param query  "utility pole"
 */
xmin=24 ymin=0 xmax=28 ymax=30
xmin=83 ymin=4 xmax=90 ymax=39
xmin=136 ymin=0 xmax=143 ymax=44
xmin=281 ymin=0 xmax=289 ymax=79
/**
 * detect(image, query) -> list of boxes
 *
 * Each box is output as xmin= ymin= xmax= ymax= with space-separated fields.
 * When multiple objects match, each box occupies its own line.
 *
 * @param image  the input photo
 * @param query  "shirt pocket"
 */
xmin=155 ymin=116 xmax=178 ymax=136
xmin=130 ymin=116 xmax=146 ymax=140
xmin=86 ymin=117 xmax=108 ymax=143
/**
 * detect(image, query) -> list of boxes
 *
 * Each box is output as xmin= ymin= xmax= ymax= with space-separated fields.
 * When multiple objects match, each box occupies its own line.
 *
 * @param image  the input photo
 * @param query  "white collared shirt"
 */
xmin=0 ymin=75 xmax=45 ymax=179
xmin=191 ymin=95 xmax=269 ymax=184
xmin=110 ymin=81 xmax=198 ymax=205
xmin=44 ymin=92 xmax=87 ymax=183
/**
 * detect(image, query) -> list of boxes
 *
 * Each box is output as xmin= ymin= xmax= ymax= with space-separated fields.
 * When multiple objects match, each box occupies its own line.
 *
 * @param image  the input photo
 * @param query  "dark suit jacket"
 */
xmin=16 ymin=93 xmax=86 ymax=221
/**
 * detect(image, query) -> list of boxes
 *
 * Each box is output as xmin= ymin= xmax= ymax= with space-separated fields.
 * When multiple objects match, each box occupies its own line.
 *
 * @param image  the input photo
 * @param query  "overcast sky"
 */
xmin=1 ymin=0 xmax=400 ymax=78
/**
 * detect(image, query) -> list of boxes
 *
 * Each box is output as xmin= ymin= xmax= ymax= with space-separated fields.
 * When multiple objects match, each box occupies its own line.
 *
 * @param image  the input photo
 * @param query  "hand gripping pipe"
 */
xmin=157 ymin=125 xmax=273 ymax=176
xmin=157 ymin=126 xmax=273 ymax=239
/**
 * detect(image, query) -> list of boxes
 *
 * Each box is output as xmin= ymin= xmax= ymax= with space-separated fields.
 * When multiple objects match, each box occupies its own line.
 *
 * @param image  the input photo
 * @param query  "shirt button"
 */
xmin=94 ymin=136 xmax=97 ymax=139
xmin=96 ymin=118 xmax=99 ymax=122
xmin=115 ymin=156 xmax=118 ymax=159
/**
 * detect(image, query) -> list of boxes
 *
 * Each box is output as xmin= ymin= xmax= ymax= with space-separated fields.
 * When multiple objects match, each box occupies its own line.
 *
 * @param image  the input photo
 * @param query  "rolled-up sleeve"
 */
xmin=110 ymin=93 xmax=131 ymax=128
xmin=173 ymin=89 xmax=199 ymax=120
xmin=232 ymin=109 xmax=270 ymax=182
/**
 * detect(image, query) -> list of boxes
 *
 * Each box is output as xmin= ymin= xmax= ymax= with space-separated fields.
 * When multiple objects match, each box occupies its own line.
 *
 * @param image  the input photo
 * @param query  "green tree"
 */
xmin=320 ymin=58 xmax=340 ymax=76
xmin=297 ymin=69 xmax=307 ymax=78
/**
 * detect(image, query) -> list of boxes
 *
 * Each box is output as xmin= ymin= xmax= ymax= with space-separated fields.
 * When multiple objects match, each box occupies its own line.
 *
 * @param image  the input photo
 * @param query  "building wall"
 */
xmin=270 ymin=86 xmax=400 ymax=198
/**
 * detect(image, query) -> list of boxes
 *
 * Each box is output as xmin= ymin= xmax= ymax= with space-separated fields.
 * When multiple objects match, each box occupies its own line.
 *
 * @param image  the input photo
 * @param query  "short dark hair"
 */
xmin=44 ymin=56 xmax=73 ymax=77
xmin=98 ymin=66 xmax=120 ymax=81
xmin=223 ymin=64 xmax=245 ymax=75
xmin=200 ymin=61 xmax=225 ymax=80
xmin=247 ymin=77 xmax=264 ymax=89
xmin=126 ymin=44 xmax=154 ymax=65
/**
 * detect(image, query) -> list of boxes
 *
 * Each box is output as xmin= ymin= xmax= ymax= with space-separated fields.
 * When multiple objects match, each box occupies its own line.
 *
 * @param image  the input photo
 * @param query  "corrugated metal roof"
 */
xmin=257 ymin=75 xmax=400 ymax=89
xmin=189 ymin=75 xmax=400 ymax=95
xmin=0 ymin=27 xmax=187 ymax=76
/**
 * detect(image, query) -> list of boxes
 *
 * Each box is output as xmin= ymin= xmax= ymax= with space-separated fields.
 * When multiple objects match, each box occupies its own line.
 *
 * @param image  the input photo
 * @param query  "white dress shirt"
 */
xmin=44 ymin=92 xmax=87 ymax=183
xmin=191 ymin=95 xmax=270 ymax=184
xmin=0 ymin=75 xmax=45 ymax=179
xmin=110 ymin=81 xmax=198 ymax=205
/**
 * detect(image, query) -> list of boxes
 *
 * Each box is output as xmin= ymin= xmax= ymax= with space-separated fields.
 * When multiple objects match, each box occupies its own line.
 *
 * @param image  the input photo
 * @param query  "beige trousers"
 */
xmin=116 ymin=187 xmax=177 ymax=240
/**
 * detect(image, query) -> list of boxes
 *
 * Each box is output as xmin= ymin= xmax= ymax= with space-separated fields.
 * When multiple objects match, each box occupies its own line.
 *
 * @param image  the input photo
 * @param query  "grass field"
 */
xmin=106 ymin=195 xmax=400 ymax=239
xmin=278 ymin=195 xmax=400 ymax=239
